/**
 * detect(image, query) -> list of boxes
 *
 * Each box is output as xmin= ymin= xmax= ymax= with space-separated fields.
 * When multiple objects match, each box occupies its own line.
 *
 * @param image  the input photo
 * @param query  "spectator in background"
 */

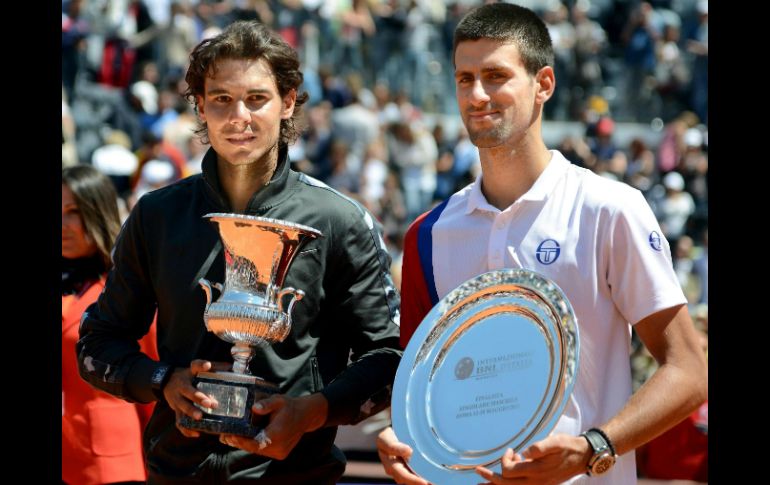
xmin=686 ymin=0 xmax=708 ymax=124
xmin=62 ymin=165 xmax=157 ymax=485
xmin=129 ymin=158 xmax=177 ymax=208
xmin=388 ymin=121 xmax=437 ymax=222
xmin=672 ymin=235 xmax=698 ymax=303
xmin=654 ymin=22 xmax=690 ymax=122
xmin=336 ymin=0 xmax=376 ymax=77
xmin=692 ymin=228 xmax=708 ymax=304
xmin=131 ymin=130 xmax=187 ymax=190
xmin=625 ymin=138 xmax=656 ymax=192
xmin=90 ymin=129 xmax=138 ymax=197
xmin=360 ymin=138 xmax=390 ymax=212
xmin=658 ymin=171 xmax=695 ymax=245
xmin=621 ymin=2 xmax=658 ymax=121
xmin=588 ymin=116 xmax=617 ymax=162
xmin=679 ymin=128 xmax=708 ymax=231
xmin=657 ymin=111 xmax=699 ymax=174
xmin=331 ymin=75 xmax=380 ymax=173
xmin=572 ymin=1 xmax=607 ymax=107
xmin=326 ymin=139 xmax=360 ymax=195
xmin=62 ymin=87 xmax=78 ymax=167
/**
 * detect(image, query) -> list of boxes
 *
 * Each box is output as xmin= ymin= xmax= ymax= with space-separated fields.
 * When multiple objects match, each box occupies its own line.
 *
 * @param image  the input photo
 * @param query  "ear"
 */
xmin=196 ymin=95 xmax=207 ymax=122
xmin=281 ymin=89 xmax=297 ymax=120
xmin=534 ymin=66 xmax=555 ymax=105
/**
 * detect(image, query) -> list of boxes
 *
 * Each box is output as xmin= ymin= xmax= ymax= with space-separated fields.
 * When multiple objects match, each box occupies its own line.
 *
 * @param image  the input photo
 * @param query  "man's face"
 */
xmin=197 ymin=58 xmax=296 ymax=167
xmin=454 ymin=39 xmax=543 ymax=149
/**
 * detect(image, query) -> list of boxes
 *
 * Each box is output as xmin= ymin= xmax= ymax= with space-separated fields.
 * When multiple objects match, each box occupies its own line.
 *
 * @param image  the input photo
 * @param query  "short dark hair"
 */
xmin=453 ymin=3 xmax=554 ymax=75
xmin=184 ymin=21 xmax=309 ymax=147
xmin=62 ymin=165 xmax=121 ymax=269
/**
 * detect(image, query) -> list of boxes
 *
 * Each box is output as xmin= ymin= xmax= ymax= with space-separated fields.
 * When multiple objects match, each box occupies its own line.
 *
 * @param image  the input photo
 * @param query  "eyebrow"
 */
xmin=206 ymin=88 xmax=273 ymax=96
xmin=455 ymin=65 xmax=511 ymax=77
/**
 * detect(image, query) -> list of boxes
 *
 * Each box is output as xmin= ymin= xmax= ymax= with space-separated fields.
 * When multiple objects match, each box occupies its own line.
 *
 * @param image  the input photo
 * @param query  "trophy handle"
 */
xmin=199 ymin=278 xmax=224 ymax=313
xmin=276 ymin=287 xmax=305 ymax=318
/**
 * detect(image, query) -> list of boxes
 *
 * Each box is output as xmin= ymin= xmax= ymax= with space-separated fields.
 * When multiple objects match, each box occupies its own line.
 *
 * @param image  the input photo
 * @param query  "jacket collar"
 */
xmin=201 ymin=144 xmax=296 ymax=213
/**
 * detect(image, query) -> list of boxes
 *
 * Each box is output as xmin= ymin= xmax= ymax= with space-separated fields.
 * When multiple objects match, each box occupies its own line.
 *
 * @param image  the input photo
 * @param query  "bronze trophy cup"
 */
xmin=179 ymin=213 xmax=322 ymax=437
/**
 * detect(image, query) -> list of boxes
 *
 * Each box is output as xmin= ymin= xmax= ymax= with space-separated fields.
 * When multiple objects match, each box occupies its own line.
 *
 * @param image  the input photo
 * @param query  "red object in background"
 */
xmin=637 ymin=401 xmax=708 ymax=482
xmin=63 ymin=278 xmax=159 ymax=484
xmin=99 ymin=38 xmax=136 ymax=88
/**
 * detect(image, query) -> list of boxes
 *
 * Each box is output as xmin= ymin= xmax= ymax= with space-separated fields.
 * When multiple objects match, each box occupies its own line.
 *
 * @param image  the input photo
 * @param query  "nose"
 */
xmin=468 ymin=79 xmax=491 ymax=107
xmin=230 ymin=100 xmax=251 ymax=124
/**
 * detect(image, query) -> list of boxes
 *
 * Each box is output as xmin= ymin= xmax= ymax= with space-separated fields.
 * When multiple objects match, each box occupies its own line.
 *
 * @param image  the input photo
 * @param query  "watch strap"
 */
xmin=581 ymin=428 xmax=616 ymax=476
xmin=590 ymin=427 xmax=616 ymax=455
xmin=150 ymin=363 xmax=174 ymax=400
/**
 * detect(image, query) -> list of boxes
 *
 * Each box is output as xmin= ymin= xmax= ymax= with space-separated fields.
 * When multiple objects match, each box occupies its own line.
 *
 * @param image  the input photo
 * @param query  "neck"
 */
xmin=478 ymin=135 xmax=552 ymax=210
xmin=217 ymin=146 xmax=279 ymax=213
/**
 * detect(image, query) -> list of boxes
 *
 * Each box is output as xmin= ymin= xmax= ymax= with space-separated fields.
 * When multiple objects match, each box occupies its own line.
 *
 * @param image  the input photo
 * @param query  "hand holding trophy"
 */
xmin=390 ymin=269 xmax=580 ymax=484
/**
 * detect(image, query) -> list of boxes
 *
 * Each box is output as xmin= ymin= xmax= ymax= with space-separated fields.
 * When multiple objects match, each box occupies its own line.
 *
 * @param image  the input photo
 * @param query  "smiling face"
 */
xmin=62 ymin=184 xmax=97 ymax=259
xmin=454 ymin=39 xmax=552 ymax=150
xmin=197 ymin=58 xmax=296 ymax=168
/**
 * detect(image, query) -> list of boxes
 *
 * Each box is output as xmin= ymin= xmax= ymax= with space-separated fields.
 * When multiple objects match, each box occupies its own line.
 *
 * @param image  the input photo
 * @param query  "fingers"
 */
xmin=252 ymin=394 xmax=286 ymax=416
xmin=189 ymin=359 xmax=212 ymax=375
xmin=376 ymin=427 xmax=413 ymax=460
xmin=169 ymin=382 xmax=211 ymax=420
xmin=519 ymin=435 xmax=565 ymax=460
xmin=165 ymin=365 xmax=220 ymax=421
xmin=376 ymin=428 xmax=428 ymax=485
xmin=174 ymin=410 xmax=200 ymax=438
xmin=192 ymin=390 xmax=219 ymax=410
xmin=501 ymin=448 xmax=520 ymax=468
xmin=189 ymin=359 xmax=231 ymax=375
xmin=520 ymin=441 xmax=547 ymax=460
xmin=220 ymin=433 xmax=248 ymax=449
xmin=167 ymin=360 xmax=230 ymax=439
xmin=377 ymin=450 xmax=430 ymax=485
xmin=476 ymin=465 xmax=523 ymax=485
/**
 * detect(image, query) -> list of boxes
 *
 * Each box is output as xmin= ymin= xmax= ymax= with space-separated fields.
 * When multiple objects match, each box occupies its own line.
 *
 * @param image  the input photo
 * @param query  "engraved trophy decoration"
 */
xmin=179 ymin=213 xmax=322 ymax=437
xmin=391 ymin=269 xmax=580 ymax=484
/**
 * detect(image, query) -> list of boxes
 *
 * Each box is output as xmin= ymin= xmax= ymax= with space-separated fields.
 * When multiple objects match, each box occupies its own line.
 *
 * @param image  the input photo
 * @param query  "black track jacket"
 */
xmin=76 ymin=146 xmax=402 ymax=482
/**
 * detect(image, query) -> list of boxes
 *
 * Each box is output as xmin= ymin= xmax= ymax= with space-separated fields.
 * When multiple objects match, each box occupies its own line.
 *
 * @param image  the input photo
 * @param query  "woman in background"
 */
xmin=62 ymin=165 xmax=156 ymax=485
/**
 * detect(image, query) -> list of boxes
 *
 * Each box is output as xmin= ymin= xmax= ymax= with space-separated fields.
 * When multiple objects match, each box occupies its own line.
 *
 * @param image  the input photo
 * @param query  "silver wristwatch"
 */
xmin=581 ymin=428 xmax=616 ymax=476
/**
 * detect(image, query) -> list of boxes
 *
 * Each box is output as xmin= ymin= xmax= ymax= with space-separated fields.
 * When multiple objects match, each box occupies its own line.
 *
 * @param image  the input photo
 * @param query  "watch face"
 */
xmin=591 ymin=453 xmax=616 ymax=475
xmin=152 ymin=366 xmax=168 ymax=385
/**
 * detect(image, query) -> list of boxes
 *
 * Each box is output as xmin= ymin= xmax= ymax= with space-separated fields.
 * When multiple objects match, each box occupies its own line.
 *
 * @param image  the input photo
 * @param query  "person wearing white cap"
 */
xmin=659 ymin=171 xmax=695 ymax=243
xmin=130 ymin=159 xmax=176 ymax=205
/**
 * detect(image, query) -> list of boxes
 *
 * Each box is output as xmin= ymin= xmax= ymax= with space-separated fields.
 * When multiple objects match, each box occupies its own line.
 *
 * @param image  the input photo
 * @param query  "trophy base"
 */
xmin=178 ymin=371 xmax=280 ymax=437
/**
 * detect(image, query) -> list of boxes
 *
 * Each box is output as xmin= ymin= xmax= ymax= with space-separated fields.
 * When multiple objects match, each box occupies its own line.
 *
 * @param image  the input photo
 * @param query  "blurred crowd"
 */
xmin=62 ymin=0 xmax=708 ymax=481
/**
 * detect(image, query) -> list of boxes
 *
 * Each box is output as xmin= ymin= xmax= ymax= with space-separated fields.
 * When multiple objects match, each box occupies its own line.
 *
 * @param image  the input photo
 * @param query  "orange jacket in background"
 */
xmin=62 ymin=277 xmax=157 ymax=485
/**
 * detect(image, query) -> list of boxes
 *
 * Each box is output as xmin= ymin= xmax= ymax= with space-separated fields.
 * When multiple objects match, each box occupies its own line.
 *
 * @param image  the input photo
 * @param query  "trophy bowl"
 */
xmin=391 ymin=269 xmax=580 ymax=484
xmin=179 ymin=213 xmax=322 ymax=437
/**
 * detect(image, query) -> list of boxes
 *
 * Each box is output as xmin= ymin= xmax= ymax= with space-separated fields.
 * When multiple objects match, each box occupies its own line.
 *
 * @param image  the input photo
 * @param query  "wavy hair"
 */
xmin=184 ymin=21 xmax=309 ymax=147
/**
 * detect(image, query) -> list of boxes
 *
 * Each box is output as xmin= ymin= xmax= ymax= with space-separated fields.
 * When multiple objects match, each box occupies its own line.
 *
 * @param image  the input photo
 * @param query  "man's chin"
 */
xmin=468 ymin=134 xmax=504 ymax=149
xmin=220 ymin=149 xmax=260 ymax=165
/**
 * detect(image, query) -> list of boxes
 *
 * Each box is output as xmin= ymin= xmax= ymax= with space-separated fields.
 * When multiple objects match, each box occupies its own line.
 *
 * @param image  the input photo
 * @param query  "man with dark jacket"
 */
xmin=77 ymin=21 xmax=402 ymax=484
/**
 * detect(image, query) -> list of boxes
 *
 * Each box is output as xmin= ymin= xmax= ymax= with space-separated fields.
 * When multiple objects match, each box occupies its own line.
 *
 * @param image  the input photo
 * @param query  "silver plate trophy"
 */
xmin=179 ymin=213 xmax=322 ymax=437
xmin=391 ymin=269 xmax=579 ymax=484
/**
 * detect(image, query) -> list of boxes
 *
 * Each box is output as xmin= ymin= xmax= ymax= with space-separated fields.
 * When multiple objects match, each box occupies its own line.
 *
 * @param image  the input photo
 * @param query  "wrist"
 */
xmin=301 ymin=393 xmax=329 ymax=432
xmin=150 ymin=363 xmax=174 ymax=400
xmin=581 ymin=428 xmax=617 ymax=476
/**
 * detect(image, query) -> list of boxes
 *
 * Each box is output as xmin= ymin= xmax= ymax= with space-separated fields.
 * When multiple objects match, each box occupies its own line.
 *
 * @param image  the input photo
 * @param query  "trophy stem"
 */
xmin=231 ymin=342 xmax=255 ymax=375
